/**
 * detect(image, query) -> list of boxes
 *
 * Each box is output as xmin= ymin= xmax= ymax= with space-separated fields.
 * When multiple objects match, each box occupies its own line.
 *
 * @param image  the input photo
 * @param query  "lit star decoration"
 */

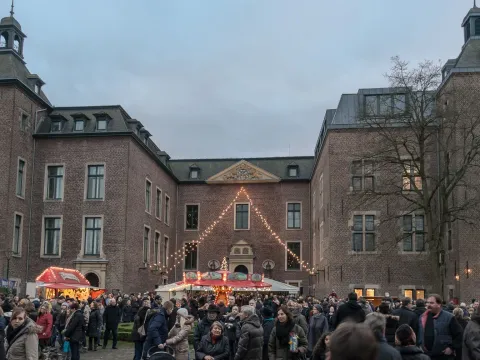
xmin=153 ymin=187 xmax=313 ymax=274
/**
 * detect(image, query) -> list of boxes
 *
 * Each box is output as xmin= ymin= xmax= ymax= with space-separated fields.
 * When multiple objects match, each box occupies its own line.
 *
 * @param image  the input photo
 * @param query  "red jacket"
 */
xmin=36 ymin=312 xmax=53 ymax=339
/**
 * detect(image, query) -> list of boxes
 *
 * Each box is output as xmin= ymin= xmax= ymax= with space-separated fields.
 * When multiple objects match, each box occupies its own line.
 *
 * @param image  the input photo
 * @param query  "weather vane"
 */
xmin=10 ymin=0 xmax=14 ymax=17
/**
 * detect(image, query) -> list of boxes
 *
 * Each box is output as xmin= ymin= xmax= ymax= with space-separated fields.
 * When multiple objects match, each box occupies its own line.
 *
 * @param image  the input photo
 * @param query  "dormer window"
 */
xmin=34 ymin=84 xmax=39 ymax=94
xmin=190 ymin=170 xmax=199 ymax=179
xmin=96 ymin=118 xmax=107 ymax=131
xmin=74 ymin=120 xmax=84 ymax=131
xmin=288 ymin=165 xmax=299 ymax=177
xmin=51 ymin=120 xmax=62 ymax=132
xmin=143 ymin=137 xmax=149 ymax=145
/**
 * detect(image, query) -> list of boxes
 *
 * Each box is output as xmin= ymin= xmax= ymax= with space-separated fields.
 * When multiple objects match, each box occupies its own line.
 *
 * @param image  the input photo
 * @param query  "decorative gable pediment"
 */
xmin=207 ymin=160 xmax=280 ymax=184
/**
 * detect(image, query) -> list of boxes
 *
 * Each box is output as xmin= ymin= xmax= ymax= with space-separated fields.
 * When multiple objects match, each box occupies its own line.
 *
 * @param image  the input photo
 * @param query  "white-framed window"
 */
xmin=16 ymin=158 xmax=26 ymax=198
xmin=86 ymin=165 xmax=105 ymax=200
xmin=190 ymin=169 xmax=199 ymax=179
xmin=74 ymin=120 xmax=84 ymax=131
xmin=155 ymin=188 xmax=162 ymax=220
xmin=402 ymin=160 xmax=422 ymax=191
xmin=352 ymin=214 xmax=376 ymax=252
xmin=45 ymin=165 xmax=64 ymax=200
xmin=162 ymin=235 xmax=169 ymax=267
xmin=285 ymin=241 xmax=302 ymax=271
xmin=96 ymin=118 xmax=107 ymax=131
xmin=286 ymin=202 xmax=301 ymax=229
xmin=154 ymin=231 xmax=161 ymax=264
xmin=145 ymin=179 xmax=152 ymax=213
xmin=184 ymin=242 xmax=198 ymax=270
xmin=20 ymin=112 xmax=29 ymax=131
xmin=34 ymin=84 xmax=40 ymax=94
xmin=13 ymin=213 xmax=23 ymax=256
xmin=402 ymin=214 xmax=425 ymax=252
xmin=352 ymin=160 xmax=375 ymax=192
xmin=319 ymin=173 xmax=323 ymax=208
xmin=234 ymin=203 xmax=250 ymax=230
xmin=164 ymin=195 xmax=171 ymax=225
xmin=51 ymin=120 xmax=62 ymax=132
xmin=364 ymin=93 xmax=406 ymax=116
xmin=143 ymin=226 xmax=150 ymax=263
xmin=84 ymin=217 xmax=103 ymax=256
xmin=41 ymin=216 xmax=62 ymax=257
xmin=288 ymin=166 xmax=299 ymax=177
xmin=185 ymin=204 xmax=199 ymax=230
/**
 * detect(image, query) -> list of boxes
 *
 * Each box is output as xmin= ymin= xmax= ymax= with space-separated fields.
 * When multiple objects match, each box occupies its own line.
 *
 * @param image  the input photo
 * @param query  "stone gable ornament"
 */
xmin=224 ymin=164 xmax=261 ymax=181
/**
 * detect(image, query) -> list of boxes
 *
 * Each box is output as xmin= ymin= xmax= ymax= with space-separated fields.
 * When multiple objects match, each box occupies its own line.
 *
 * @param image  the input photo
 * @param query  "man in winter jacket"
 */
xmin=194 ymin=304 xmax=220 ymax=349
xmin=142 ymin=300 xmax=170 ymax=359
xmin=102 ymin=298 xmax=122 ymax=349
xmin=234 ymin=305 xmax=263 ymax=360
xmin=365 ymin=312 xmax=402 ymax=360
xmin=261 ymin=307 xmax=274 ymax=360
xmin=287 ymin=300 xmax=309 ymax=335
xmin=333 ymin=292 xmax=366 ymax=329
xmin=393 ymin=297 xmax=419 ymax=338
xmin=414 ymin=299 xmax=427 ymax=317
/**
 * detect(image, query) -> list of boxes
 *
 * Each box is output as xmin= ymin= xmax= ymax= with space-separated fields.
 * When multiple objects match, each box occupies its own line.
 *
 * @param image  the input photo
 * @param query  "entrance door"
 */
xmin=85 ymin=273 xmax=100 ymax=288
xmin=234 ymin=265 xmax=249 ymax=274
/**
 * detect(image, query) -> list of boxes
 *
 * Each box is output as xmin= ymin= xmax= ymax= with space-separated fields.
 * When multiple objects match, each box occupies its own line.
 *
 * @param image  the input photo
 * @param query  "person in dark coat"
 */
xmin=87 ymin=302 xmax=102 ymax=351
xmin=167 ymin=299 xmax=178 ymax=331
xmin=224 ymin=306 xmax=241 ymax=360
xmin=365 ymin=312 xmax=402 ymax=360
xmin=394 ymin=298 xmax=420 ymax=338
xmin=64 ymin=302 xmax=85 ymax=360
xmin=379 ymin=303 xmax=400 ymax=346
xmin=333 ymin=292 xmax=366 ymax=329
xmin=102 ymin=298 xmax=122 ymax=349
xmin=142 ymin=300 xmax=171 ymax=359
xmin=395 ymin=324 xmax=430 ymax=360
xmin=308 ymin=304 xmax=329 ymax=356
xmin=131 ymin=301 xmax=150 ymax=360
xmin=414 ymin=300 xmax=427 ymax=318
xmin=194 ymin=304 xmax=220 ymax=349
xmin=461 ymin=304 xmax=480 ymax=360
xmin=312 ymin=332 xmax=331 ymax=360
xmin=234 ymin=305 xmax=263 ymax=360
xmin=122 ymin=300 xmax=133 ymax=323
xmin=261 ymin=307 xmax=275 ymax=360
xmin=195 ymin=321 xmax=230 ymax=360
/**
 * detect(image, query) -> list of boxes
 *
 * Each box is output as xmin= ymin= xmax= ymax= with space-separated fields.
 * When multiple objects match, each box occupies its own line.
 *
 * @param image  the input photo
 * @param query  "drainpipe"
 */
xmin=175 ymin=184 xmax=179 ymax=282
xmin=26 ymin=108 xmax=47 ymax=290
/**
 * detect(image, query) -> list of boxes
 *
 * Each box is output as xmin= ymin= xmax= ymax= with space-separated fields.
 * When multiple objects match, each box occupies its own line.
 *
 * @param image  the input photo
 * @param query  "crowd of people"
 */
xmin=0 ymin=290 xmax=478 ymax=359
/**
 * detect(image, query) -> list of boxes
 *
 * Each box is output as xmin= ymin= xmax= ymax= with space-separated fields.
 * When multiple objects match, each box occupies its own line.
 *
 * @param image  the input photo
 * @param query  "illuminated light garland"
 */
xmin=150 ymin=187 xmax=312 ymax=275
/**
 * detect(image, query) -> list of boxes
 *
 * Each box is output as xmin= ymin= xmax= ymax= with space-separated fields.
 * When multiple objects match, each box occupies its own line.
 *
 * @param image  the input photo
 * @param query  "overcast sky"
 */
xmin=13 ymin=0 xmax=468 ymax=159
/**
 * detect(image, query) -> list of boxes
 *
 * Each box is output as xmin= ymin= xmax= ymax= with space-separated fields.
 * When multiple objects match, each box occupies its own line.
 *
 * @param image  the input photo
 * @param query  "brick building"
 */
xmin=0 ymin=7 xmax=479 ymax=299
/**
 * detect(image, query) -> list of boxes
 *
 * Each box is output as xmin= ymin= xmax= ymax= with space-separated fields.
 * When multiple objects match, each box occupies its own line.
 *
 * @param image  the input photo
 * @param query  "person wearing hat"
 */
xmin=308 ymin=304 xmax=329 ymax=357
xmin=395 ymin=324 xmax=429 ymax=359
xmin=158 ymin=308 xmax=194 ymax=360
xmin=194 ymin=304 xmax=220 ymax=350
xmin=262 ymin=307 xmax=274 ymax=360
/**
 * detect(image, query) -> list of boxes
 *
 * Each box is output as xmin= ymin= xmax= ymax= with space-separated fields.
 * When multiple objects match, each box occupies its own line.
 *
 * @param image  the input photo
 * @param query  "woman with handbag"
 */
xmin=159 ymin=308 xmax=194 ymax=360
xmin=132 ymin=299 xmax=151 ymax=360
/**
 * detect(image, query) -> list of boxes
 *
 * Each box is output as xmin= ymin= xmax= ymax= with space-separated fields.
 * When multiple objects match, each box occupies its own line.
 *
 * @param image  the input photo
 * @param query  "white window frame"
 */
xmin=285 ymin=240 xmax=302 ymax=271
xmin=234 ymin=202 xmax=250 ymax=230
xmin=84 ymin=163 xmax=106 ymax=201
xmin=154 ymin=231 xmax=161 ymax=264
xmin=145 ymin=179 xmax=152 ymax=214
xmin=190 ymin=169 xmax=199 ymax=179
xmin=143 ymin=225 xmax=151 ymax=264
xmin=402 ymin=160 xmax=422 ymax=192
xmin=19 ymin=111 xmax=29 ymax=131
xmin=12 ymin=212 xmax=23 ymax=257
xmin=44 ymin=163 xmax=65 ymax=202
xmin=16 ymin=157 xmax=26 ymax=199
xmin=155 ymin=187 xmax=163 ymax=221
xmin=351 ymin=213 xmax=377 ymax=253
xmin=162 ymin=235 xmax=169 ymax=268
xmin=40 ymin=215 xmax=63 ymax=258
xmin=74 ymin=119 xmax=85 ymax=132
xmin=183 ymin=241 xmax=199 ymax=271
xmin=164 ymin=194 xmax=171 ymax=225
xmin=286 ymin=202 xmax=302 ymax=230
xmin=185 ymin=203 xmax=200 ymax=231
xmin=81 ymin=215 xmax=104 ymax=257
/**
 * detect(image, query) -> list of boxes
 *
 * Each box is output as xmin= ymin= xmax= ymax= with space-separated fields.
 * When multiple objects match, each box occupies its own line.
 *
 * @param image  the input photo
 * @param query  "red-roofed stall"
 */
xmin=36 ymin=267 xmax=104 ymax=300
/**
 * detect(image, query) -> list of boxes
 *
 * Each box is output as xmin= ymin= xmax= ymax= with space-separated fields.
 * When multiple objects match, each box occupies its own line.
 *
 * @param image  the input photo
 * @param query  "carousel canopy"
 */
xmin=36 ymin=267 xmax=91 ymax=289
xmin=181 ymin=271 xmax=271 ymax=289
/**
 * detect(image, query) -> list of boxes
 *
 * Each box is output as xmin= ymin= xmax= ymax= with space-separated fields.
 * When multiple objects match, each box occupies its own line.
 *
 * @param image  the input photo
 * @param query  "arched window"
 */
xmin=0 ymin=33 xmax=7 ymax=47
xmin=13 ymin=35 xmax=19 ymax=52
xmin=234 ymin=248 xmax=240 ymax=255
xmin=475 ymin=18 xmax=480 ymax=36
xmin=242 ymin=247 xmax=249 ymax=255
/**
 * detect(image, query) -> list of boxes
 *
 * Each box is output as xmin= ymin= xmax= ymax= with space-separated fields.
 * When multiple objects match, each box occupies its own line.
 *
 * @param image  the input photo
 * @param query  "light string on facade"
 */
xmin=151 ymin=187 xmax=312 ymax=275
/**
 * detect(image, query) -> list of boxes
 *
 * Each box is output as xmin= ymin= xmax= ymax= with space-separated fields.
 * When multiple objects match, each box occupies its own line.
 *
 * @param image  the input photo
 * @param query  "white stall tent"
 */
xmin=155 ymin=277 xmax=299 ymax=297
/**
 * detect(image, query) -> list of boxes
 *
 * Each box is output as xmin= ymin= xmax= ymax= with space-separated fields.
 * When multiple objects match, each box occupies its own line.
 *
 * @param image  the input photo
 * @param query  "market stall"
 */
xmin=35 ymin=267 xmax=104 ymax=301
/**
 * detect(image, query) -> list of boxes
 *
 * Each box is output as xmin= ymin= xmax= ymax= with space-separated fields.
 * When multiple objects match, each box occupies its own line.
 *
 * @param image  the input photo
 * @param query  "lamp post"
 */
xmin=4 ymin=251 xmax=13 ymax=294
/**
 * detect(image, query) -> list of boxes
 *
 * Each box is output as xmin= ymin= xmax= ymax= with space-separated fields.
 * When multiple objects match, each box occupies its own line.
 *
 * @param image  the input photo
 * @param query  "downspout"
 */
xmin=26 ymin=108 xmax=47 ymax=289
xmin=175 ymin=183 xmax=179 ymax=281
xmin=436 ymin=126 xmax=444 ymax=297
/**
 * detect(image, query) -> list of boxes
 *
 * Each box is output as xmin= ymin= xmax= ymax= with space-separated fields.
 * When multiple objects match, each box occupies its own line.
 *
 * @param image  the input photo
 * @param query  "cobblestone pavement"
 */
xmin=81 ymin=342 xmax=133 ymax=360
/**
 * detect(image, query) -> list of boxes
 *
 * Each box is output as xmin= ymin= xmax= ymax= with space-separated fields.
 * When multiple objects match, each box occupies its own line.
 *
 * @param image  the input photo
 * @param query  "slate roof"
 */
xmin=0 ymin=52 xmax=51 ymax=106
xmin=168 ymin=157 xmax=314 ymax=182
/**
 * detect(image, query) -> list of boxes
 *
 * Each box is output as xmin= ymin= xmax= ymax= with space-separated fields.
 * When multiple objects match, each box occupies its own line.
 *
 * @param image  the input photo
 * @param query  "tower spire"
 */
xmin=10 ymin=0 xmax=14 ymax=17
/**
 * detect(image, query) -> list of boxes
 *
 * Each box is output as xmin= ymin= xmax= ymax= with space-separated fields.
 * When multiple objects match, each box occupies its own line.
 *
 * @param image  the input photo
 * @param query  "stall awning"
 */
xmin=36 ymin=267 xmax=91 ymax=289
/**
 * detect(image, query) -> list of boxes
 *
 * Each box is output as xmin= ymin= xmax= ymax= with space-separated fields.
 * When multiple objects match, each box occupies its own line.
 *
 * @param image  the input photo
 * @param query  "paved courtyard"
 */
xmin=82 ymin=342 xmax=134 ymax=360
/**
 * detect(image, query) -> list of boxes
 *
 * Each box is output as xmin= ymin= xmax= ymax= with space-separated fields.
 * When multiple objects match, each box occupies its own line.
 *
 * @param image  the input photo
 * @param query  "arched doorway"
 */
xmin=85 ymin=273 xmax=100 ymax=288
xmin=234 ymin=265 xmax=249 ymax=275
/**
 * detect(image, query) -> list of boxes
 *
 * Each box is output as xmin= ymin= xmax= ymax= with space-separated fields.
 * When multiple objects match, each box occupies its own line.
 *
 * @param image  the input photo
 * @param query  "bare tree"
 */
xmin=354 ymin=56 xmax=480 ymax=296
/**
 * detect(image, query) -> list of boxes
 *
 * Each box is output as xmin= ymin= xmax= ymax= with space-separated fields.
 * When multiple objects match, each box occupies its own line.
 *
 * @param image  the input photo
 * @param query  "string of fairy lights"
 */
xmin=151 ymin=187 xmax=313 ymax=275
